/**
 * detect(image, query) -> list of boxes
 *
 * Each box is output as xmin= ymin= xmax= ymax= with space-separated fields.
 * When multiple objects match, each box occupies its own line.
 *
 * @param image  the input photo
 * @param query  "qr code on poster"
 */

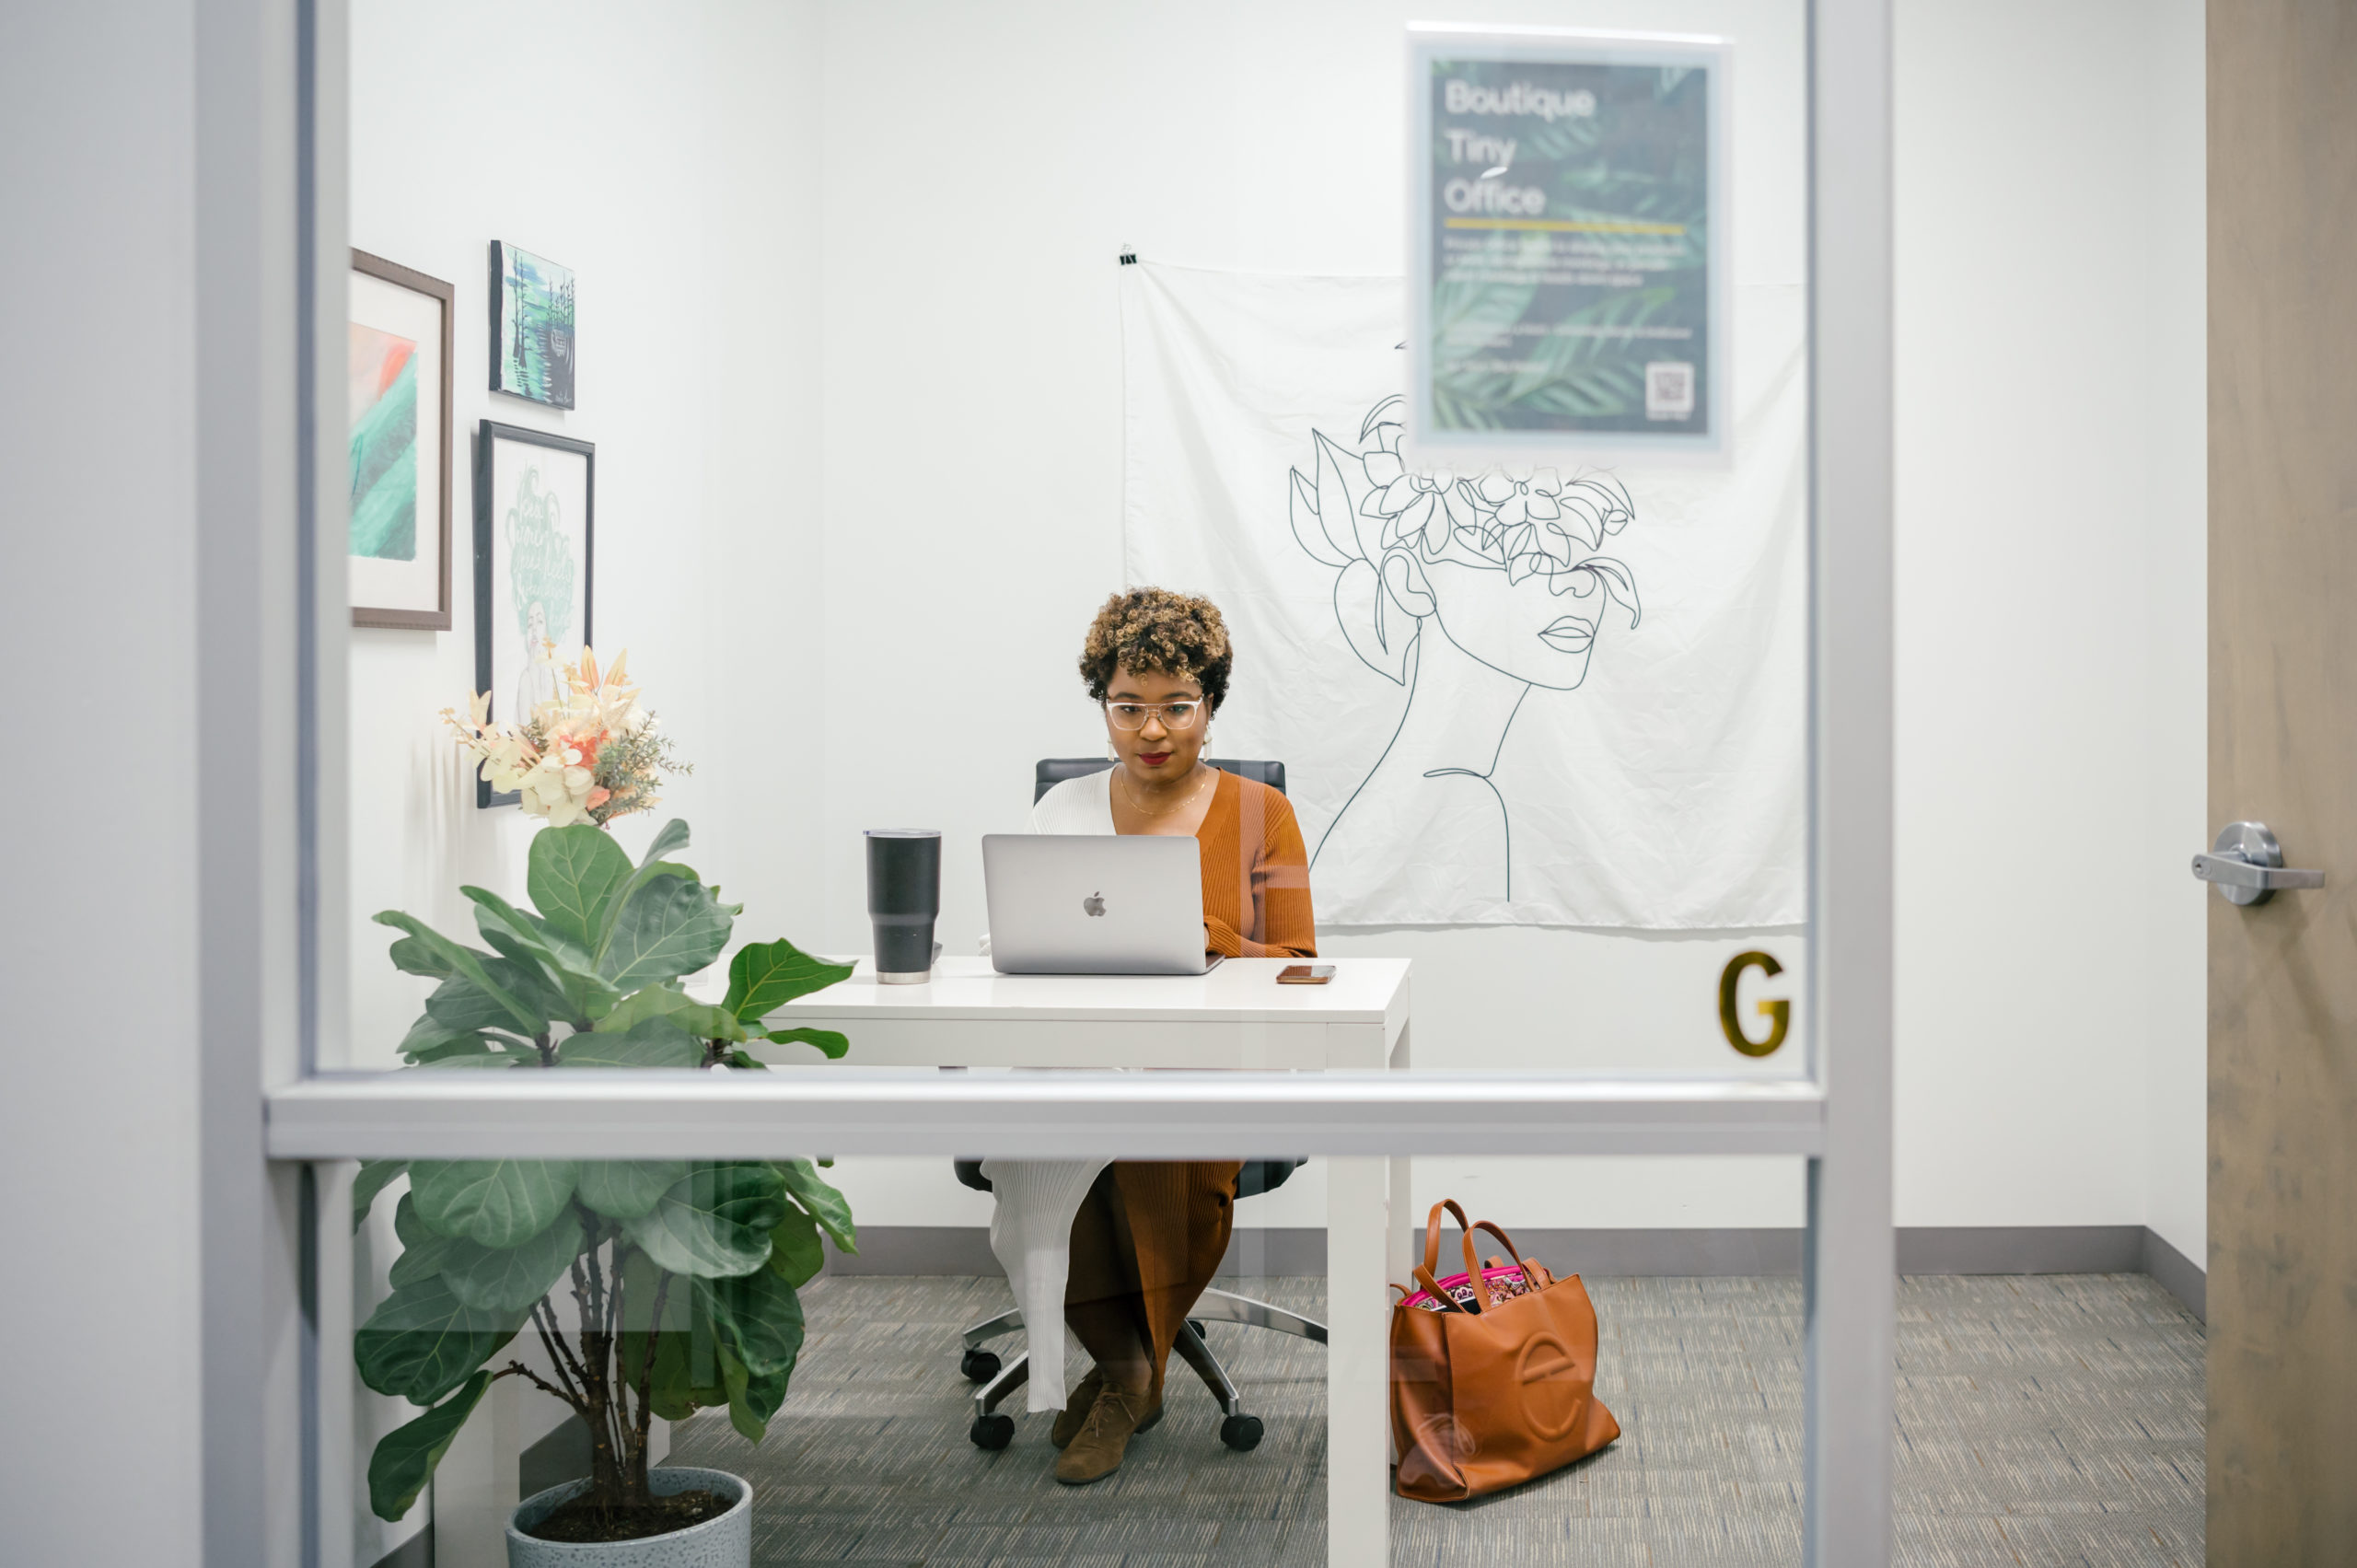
xmin=1644 ymin=361 xmax=1696 ymax=421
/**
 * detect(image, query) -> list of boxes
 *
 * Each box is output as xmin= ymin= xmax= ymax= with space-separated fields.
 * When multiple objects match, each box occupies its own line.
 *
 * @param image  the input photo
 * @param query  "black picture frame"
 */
xmin=473 ymin=420 xmax=596 ymax=808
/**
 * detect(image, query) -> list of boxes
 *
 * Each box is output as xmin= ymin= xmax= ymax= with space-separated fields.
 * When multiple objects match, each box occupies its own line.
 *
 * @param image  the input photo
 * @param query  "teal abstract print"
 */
xmin=347 ymin=323 xmax=419 ymax=560
xmin=493 ymin=241 xmax=576 ymax=408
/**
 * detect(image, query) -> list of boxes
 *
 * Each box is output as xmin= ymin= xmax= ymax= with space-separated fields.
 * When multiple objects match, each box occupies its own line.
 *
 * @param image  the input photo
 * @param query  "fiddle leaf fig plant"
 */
xmin=354 ymin=819 xmax=855 ymax=1525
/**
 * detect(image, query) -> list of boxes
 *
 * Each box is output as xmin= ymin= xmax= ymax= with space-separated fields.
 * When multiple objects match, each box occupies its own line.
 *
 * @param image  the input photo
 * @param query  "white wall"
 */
xmin=0 ymin=4 xmax=205 ymax=1565
xmin=345 ymin=3 xmax=824 ymax=1558
xmin=809 ymin=0 xmax=2210 ymax=1245
xmin=2135 ymin=0 xmax=2209 ymax=1271
xmin=345 ymin=0 xmax=829 ymax=1070
xmin=812 ymin=0 xmax=1817 ymax=1234
xmin=340 ymin=0 xmax=2210 ymax=1249
xmin=1891 ymin=0 xmax=2206 ymax=1256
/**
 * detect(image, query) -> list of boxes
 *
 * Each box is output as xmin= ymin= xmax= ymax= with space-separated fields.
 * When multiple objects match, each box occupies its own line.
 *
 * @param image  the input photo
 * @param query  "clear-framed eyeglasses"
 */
xmin=1104 ymin=698 xmax=1207 ymax=730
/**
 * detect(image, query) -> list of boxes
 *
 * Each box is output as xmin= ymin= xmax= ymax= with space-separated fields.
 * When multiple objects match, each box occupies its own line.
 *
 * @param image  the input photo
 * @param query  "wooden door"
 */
xmin=2207 ymin=2 xmax=2357 ymax=1559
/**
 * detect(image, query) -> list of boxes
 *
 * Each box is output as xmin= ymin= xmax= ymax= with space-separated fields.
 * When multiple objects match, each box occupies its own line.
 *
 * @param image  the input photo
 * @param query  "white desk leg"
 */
xmin=1328 ymin=1156 xmax=1391 ymax=1566
xmin=1387 ymin=1019 xmax=1414 ymax=1288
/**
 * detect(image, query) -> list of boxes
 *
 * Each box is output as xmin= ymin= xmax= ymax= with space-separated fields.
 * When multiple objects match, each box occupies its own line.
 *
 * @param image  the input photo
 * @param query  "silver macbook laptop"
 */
xmin=981 ymin=834 xmax=1218 ymax=975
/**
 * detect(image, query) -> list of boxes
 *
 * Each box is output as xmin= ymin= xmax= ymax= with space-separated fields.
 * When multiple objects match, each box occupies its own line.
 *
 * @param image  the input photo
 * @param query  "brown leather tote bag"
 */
xmin=1389 ymin=1200 xmax=1620 ymax=1502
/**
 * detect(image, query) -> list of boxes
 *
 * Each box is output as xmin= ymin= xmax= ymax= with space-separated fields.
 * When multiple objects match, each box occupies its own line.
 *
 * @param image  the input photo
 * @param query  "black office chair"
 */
xmin=1032 ymin=756 xmax=1286 ymax=800
xmin=951 ymin=757 xmax=1327 ymax=1453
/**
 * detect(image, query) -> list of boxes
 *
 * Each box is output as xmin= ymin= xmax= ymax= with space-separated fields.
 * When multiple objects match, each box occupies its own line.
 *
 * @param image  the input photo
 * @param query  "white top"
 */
xmin=1027 ymin=768 xmax=1117 ymax=834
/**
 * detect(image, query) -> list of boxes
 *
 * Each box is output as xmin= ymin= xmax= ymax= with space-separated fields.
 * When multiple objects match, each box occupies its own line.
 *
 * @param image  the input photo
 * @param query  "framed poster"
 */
xmin=347 ymin=250 xmax=453 ymax=628
xmin=490 ymin=240 xmax=577 ymax=408
xmin=1405 ymin=26 xmax=1729 ymax=465
xmin=473 ymin=421 xmax=594 ymax=808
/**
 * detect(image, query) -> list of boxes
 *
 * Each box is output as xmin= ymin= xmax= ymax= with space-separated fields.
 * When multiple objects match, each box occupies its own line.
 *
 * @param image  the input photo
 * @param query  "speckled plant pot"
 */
xmin=505 ymin=1467 xmax=750 ymax=1568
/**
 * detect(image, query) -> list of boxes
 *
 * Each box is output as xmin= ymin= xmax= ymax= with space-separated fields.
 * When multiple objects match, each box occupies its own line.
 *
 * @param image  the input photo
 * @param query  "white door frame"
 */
xmin=202 ymin=0 xmax=1893 ymax=1561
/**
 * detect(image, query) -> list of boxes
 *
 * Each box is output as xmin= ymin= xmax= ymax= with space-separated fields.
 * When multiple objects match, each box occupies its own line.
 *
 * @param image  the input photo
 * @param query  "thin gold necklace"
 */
xmin=1118 ymin=762 xmax=1215 ymax=820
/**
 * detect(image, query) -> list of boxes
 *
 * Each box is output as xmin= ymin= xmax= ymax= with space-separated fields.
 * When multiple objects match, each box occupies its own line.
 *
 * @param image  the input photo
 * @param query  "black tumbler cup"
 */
xmin=865 ymin=830 xmax=942 ymax=984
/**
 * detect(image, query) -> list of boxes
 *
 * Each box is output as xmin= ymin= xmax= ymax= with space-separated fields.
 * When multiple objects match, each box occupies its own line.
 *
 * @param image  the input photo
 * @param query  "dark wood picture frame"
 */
xmin=473 ymin=421 xmax=596 ymax=808
xmin=349 ymin=249 xmax=455 ymax=630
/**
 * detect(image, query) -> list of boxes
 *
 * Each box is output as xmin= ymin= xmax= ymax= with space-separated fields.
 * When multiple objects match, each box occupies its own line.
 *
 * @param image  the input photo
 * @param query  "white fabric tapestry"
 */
xmin=1120 ymin=261 xmax=1805 ymax=928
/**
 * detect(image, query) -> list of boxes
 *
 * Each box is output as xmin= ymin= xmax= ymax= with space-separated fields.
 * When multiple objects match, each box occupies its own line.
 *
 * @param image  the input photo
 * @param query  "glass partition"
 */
xmin=336 ymin=0 xmax=1813 ymax=1084
xmin=317 ymin=0 xmax=1890 ymax=1561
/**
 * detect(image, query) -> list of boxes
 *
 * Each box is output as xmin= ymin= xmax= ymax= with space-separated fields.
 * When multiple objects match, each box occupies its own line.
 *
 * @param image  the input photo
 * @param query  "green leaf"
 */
xmin=640 ymin=818 xmax=691 ymax=867
xmin=388 ymin=934 xmax=479 ymax=980
xmin=721 ymin=1050 xmax=770 ymax=1072
xmin=557 ymin=1015 xmax=702 ymax=1069
xmin=409 ymin=1159 xmax=580 ymax=1248
xmin=388 ymin=1192 xmax=465 ymax=1288
xmin=354 ymin=1275 xmax=524 ymax=1405
xmin=591 ymin=984 xmax=696 ymax=1035
xmin=367 ymin=1370 xmax=491 ymax=1521
xmin=353 ymin=1159 xmax=407 ymax=1232
xmin=775 ymin=1158 xmax=856 ymax=1254
xmin=767 ymin=1203 xmax=824 ymax=1287
xmin=400 ymin=1013 xmax=495 ymax=1064
xmin=755 ymin=1025 xmax=849 ymax=1061
xmin=598 ymin=875 xmax=734 ymax=991
xmin=438 ymin=1207 xmax=586 ymax=1313
xmin=527 ymin=825 xmax=635 ymax=948
xmin=620 ymin=1163 xmax=784 ymax=1278
xmin=724 ymin=939 xmax=853 ymax=1021
xmin=373 ymin=912 xmax=546 ymax=1035
xmin=591 ymin=985 xmax=753 ymax=1045
xmin=718 ymin=1343 xmax=791 ymax=1444
xmin=420 ymin=1051 xmax=530 ymax=1070
xmin=647 ymin=1323 xmax=724 ymax=1423
xmin=614 ymin=1247 xmax=691 ymax=1398
xmin=469 ymin=888 xmax=622 ymax=1024
xmin=576 ymin=1160 xmax=688 ymax=1221
xmin=421 ymin=975 xmax=523 ymax=1036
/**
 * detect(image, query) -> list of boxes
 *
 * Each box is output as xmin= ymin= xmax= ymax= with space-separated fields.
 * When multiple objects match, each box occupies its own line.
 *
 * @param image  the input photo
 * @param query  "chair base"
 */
xmin=959 ymin=1288 xmax=1326 ymax=1450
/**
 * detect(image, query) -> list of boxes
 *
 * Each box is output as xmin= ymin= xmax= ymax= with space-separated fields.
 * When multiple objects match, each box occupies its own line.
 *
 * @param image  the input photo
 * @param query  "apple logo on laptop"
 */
xmin=1083 ymin=891 xmax=1106 ymax=917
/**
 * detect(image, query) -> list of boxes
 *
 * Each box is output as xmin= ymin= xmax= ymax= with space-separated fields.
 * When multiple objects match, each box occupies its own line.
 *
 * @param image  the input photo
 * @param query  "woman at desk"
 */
xmin=1021 ymin=587 xmax=1317 ymax=1484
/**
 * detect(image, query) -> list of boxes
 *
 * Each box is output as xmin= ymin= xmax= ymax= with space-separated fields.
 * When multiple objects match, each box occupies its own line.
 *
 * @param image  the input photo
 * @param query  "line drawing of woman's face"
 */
xmin=1285 ymin=392 xmax=1643 ymax=902
xmin=523 ymin=599 xmax=548 ymax=654
xmin=1421 ymin=556 xmax=1610 ymax=691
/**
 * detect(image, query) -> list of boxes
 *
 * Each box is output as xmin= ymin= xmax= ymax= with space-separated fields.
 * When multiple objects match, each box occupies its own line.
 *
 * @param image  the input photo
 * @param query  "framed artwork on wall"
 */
xmin=347 ymin=250 xmax=453 ymax=629
xmin=473 ymin=421 xmax=595 ymax=808
xmin=490 ymin=240 xmax=576 ymax=408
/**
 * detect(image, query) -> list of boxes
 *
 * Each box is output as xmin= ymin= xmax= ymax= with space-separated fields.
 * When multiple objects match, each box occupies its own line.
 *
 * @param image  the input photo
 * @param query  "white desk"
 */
xmin=769 ymin=955 xmax=1411 ymax=1565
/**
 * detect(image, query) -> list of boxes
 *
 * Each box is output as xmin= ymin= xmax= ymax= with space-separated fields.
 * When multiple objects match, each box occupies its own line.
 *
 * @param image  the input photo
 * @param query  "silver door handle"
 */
xmin=2192 ymin=821 xmax=2324 ymax=905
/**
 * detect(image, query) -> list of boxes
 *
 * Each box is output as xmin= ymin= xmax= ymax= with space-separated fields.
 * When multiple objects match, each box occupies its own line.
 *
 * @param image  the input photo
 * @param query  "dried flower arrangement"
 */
xmin=445 ymin=646 xmax=691 ymax=827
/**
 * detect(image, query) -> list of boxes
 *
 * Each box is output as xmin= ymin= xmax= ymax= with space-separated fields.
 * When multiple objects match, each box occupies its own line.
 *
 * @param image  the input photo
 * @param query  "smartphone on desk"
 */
xmin=1277 ymin=964 xmax=1335 ymax=984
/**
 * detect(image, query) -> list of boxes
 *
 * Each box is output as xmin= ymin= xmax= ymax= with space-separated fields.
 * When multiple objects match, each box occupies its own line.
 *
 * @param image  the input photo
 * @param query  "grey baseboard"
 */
xmin=826 ymin=1224 xmax=2207 ymax=1318
xmin=2141 ymin=1227 xmax=2206 ymax=1321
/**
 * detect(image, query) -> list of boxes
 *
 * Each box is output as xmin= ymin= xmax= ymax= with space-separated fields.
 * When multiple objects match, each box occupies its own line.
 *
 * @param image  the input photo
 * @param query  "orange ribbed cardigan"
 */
xmin=1194 ymin=770 xmax=1318 ymax=960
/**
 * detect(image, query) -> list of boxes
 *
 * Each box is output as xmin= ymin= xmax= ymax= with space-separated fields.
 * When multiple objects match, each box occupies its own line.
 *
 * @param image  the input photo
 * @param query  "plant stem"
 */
xmin=494 ymin=1358 xmax=582 ymax=1415
xmin=531 ymin=1299 xmax=590 ymax=1408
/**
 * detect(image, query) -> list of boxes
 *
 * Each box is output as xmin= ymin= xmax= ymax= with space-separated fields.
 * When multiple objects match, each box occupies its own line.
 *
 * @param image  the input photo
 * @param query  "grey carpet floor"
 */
xmin=666 ymin=1272 xmax=2203 ymax=1566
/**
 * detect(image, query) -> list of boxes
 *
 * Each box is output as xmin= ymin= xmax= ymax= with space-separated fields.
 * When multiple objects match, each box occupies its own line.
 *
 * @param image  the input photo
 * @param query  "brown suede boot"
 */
xmin=1053 ymin=1367 xmax=1161 ymax=1448
xmin=1051 ymin=1367 xmax=1105 ymax=1448
xmin=1053 ymin=1380 xmax=1157 ymax=1484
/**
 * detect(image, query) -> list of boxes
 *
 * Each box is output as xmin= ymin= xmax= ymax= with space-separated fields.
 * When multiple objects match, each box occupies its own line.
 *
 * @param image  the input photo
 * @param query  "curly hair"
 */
xmin=1078 ymin=587 xmax=1234 ymax=713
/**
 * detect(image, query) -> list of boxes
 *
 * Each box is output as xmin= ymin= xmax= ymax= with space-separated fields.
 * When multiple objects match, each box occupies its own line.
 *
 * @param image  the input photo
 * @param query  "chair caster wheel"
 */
xmin=1186 ymin=1318 xmax=1206 ymax=1339
xmin=960 ymin=1348 xmax=1001 ymax=1382
xmin=970 ymin=1412 xmax=1015 ymax=1449
xmin=1219 ymin=1413 xmax=1264 ymax=1452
